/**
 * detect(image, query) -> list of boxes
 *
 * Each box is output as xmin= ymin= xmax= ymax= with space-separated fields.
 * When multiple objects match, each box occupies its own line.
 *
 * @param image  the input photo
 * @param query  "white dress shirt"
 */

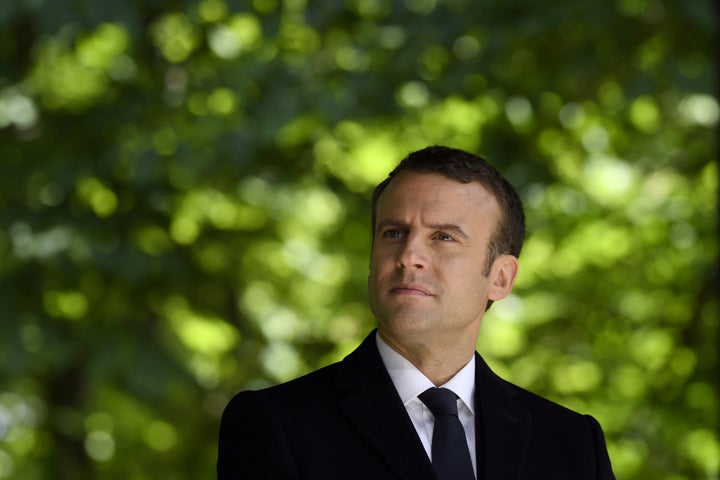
xmin=376 ymin=334 xmax=477 ymax=477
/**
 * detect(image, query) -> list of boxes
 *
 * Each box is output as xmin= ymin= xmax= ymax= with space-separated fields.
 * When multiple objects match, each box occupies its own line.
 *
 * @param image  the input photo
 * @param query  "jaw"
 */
xmin=376 ymin=304 xmax=483 ymax=352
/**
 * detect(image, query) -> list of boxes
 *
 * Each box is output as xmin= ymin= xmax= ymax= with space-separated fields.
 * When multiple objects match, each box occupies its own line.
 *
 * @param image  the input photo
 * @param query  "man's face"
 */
xmin=368 ymin=171 xmax=505 ymax=349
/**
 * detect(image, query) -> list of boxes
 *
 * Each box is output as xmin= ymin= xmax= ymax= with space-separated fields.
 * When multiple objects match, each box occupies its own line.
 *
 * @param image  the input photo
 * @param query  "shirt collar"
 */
xmin=376 ymin=333 xmax=476 ymax=414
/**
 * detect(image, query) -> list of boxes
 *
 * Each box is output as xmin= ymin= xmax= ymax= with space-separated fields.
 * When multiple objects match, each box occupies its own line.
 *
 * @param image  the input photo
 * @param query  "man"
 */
xmin=218 ymin=146 xmax=615 ymax=479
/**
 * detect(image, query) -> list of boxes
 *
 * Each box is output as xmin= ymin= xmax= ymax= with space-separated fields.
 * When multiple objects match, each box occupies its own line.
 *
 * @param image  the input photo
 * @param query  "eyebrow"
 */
xmin=376 ymin=219 xmax=469 ymax=239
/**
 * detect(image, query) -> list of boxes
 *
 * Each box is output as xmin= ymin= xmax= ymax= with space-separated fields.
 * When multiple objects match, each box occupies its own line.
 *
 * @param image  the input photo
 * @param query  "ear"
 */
xmin=488 ymin=254 xmax=519 ymax=302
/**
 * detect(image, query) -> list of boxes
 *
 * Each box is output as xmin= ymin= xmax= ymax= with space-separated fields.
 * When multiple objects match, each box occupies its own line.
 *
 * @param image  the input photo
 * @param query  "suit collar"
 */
xmin=375 ymin=333 xmax=476 ymax=414
xmin=335 ymin=331 xmax=437 ymax=480
xmin=474 ymin=352 xmax=531 ymax=480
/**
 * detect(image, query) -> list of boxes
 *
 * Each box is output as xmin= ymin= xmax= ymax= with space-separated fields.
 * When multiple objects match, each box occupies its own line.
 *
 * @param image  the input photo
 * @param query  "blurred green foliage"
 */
xmin=0 ymin=0 xmax=717 ymax=478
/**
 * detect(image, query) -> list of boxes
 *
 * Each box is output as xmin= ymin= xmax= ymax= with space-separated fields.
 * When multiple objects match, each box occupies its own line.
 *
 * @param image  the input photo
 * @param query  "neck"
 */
xmin=378 ymin=330 xmax=476 ymax=385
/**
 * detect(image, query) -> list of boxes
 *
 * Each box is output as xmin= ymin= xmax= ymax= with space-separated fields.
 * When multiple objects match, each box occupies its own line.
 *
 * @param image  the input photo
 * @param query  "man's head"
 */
xmin=368 ymin=146 xmax=525 ymax=355
xmin=371 ymin=145 xmax=525 ymax=276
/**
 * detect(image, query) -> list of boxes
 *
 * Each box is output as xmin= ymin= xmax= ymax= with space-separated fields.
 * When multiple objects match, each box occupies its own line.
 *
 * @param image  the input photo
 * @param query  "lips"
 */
xmin=390 ymin=283 xmax=433 ymax=296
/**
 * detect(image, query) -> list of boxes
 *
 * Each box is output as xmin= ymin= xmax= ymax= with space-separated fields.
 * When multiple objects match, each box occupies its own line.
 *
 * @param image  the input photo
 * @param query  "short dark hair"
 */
xmin=371 ymin=145 xmax=526 ymax=276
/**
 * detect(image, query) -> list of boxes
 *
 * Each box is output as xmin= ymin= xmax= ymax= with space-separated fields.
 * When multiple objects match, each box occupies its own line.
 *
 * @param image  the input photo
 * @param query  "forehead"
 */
xmin=376 ymin=171 xmax=500 ymax=225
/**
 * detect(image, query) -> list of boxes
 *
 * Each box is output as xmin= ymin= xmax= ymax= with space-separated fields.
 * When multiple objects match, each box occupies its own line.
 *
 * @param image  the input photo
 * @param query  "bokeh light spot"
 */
xmin=144 ymin=421 xmax=178 ymax=451
xmin=85 ymin=431 xmax=115 ymax=462
xmin=629 ymin=95 xmax=660 ymax=133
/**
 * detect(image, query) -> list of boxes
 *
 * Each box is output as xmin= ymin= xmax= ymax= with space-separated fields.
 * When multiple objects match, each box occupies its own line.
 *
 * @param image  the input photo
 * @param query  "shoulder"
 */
xmin=475 ymin=355 xmax=615 ymax=477
xmin=500 ymin=376 xmax=582 ymax=417
xmin=502 ymin=378 xmax=614 ymax=478
xmin=502 ymin=376 xmax=604 ymax=434
xmin=476 ymin=353 xmax=600 ymax=431
xmin=224 ymin=331 xmax=382 ymax=417
xmin=218 ymin=359 xmax=346 ymax=464
xmin=225 ymin=359 xmax=343 ymax=413
xmin=478 ymin=354 xmax=573 ymax=410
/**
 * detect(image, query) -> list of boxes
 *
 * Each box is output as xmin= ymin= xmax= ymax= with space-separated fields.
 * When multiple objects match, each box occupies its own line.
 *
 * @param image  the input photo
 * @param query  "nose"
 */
xmin=396 ymin=234 xmax=426 ymax=270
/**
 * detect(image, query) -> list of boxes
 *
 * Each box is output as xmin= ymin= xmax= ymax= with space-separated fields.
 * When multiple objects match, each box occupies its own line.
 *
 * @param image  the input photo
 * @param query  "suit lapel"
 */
xmin=475 ymin=353 xmax=531 ymax=480
xmin=334 ymin=331 xmax=437 ymax=480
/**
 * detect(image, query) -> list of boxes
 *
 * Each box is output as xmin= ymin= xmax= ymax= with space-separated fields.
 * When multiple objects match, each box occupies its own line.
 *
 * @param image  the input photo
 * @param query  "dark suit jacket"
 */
xmin=218 ymin=331 xmax=615 ymax=479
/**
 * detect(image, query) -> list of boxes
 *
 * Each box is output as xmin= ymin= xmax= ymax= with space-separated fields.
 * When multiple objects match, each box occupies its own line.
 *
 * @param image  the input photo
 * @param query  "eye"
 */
xmin=382 ymin=229 xmax=405 ymax=238
xmin=436 ymin=232 xmax=455 ymax=242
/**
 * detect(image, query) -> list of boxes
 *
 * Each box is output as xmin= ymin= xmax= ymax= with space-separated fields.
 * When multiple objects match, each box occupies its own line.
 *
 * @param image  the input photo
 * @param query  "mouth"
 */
xmin=390 ymin=284 xmax=434 ymax=296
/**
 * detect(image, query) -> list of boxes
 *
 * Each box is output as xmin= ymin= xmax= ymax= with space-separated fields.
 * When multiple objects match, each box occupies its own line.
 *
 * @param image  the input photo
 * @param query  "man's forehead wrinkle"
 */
xmin=375 ymin=172 xmax=502 ymax=241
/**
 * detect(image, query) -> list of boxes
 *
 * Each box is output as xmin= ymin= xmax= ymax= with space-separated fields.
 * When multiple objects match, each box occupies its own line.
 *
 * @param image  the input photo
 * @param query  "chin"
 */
xmin=379 ymin=312 xmax=438 ymax=336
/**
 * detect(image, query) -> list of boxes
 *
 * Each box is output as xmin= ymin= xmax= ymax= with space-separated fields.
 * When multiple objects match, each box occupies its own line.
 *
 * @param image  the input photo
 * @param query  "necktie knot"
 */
xmin=419 ymin=387 xmax=459 ymax=418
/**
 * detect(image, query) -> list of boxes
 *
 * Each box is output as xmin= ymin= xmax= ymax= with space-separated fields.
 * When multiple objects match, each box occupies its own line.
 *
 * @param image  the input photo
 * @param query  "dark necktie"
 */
xmin=419 ymin=387 xmax=475 ymax=480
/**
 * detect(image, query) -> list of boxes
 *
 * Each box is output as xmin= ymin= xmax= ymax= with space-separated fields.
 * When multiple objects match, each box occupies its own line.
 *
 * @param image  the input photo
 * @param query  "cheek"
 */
xmin=368 ymin=254 xmax=380 ymax=277
xmin=367 ymin=253 xmax=386 ymax=285
xmin=369 ymin=247 xmax=393 ymax=270
xmin=453 ymin=260 xmax=490 ymax=293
